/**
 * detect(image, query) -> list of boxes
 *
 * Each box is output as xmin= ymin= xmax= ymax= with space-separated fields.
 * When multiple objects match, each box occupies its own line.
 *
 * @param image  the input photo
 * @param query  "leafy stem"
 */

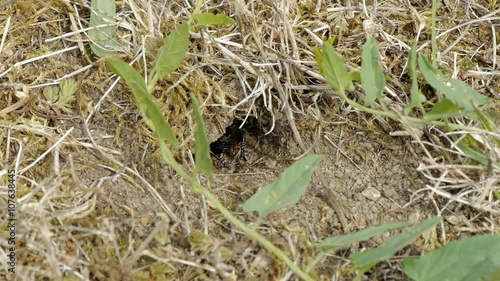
xmin=336 ymin=88 xmax=490 ymax=133
xmin=192 ymin=179 xmax=315 ymax=281
xmin=158 ymin=140 xmax=314 ymax=280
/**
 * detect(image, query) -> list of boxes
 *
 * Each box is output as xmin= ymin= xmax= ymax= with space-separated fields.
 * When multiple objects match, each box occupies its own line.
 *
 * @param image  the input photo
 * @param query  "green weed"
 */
xmin=104 ymin=1 xmax=500 ymax=280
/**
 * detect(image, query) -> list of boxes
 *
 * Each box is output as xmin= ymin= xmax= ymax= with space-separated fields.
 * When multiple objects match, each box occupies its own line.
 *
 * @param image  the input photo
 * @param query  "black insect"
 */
xmin=210 ymin=118 xmax=248 ymax=167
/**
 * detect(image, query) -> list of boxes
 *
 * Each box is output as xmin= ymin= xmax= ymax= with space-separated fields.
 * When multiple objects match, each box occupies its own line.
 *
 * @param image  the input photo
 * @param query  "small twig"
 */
xmin=324 ymin=135 xmax=364 ymax=173
xmin=315 ymin=172 xmax=349 ymax=233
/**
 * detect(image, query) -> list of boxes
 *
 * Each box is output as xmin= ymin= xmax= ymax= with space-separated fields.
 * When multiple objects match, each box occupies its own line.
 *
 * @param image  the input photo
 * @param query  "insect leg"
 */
xmin=240 ymin=132 xmax=247 ymax=161
xmin=211 ymin=151 xmax=231 ymax=168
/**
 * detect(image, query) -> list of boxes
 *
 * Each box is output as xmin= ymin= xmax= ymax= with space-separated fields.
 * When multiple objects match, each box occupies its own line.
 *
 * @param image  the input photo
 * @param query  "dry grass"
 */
xmin=0 ymin=0 xmax=499 ymax=280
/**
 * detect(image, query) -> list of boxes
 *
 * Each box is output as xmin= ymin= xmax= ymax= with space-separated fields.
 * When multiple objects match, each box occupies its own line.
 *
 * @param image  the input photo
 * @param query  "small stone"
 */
xmin=408 ymin=210 xmax=421 ymax=223
xmin=334 ymin=170 xmax=343 ymax=178
xmin=383 ymin=188 xmax=396 ymax=198
xmin=361 ymin=187 xmax=381 ymax=201
xmin=445 ymin=215 xmax=465 ymax=225
xmin=345 ymin=190 xmax=353 ymax=199
xmin=352 ymin=154 xmax=361 ymax=164
xmin=265 ymin=159 xmax=277 ymax=169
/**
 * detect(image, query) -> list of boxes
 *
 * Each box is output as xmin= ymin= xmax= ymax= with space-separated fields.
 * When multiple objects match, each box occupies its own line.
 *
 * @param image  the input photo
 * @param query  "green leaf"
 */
xmin=317 ymin=221 xmax=412 ymax=253
xmin=474 ymin=105 xmax=495 ymax=133
xmin=43 ymin=86 xmax=59 ymax=102
xmin=56 ymin=79 xmax=77 ymax=114
xmin=425 ymin=98 xmax=462 ymax=120
xmin=192 ymin=12 xmax=236 ymax=27
xmin=151 ymin=23 xmax=190 ymax=81
xmin=325 ymin=37 xmax=336 ymax=46
xmin=60 ymin=79 xmax=77 ymax=98
xmin=190 ymin=93 xmax=213 ymax=180
xmin=418 ymin=56 xmax=453 ymax=95
xmin=448 ymin=78 xmax=490 ymax=108
xmin=361 ymin=37 xmax=386 ymax=106
xmin=242 ymin=155 xmax=323 ymax=218
xmin=456 ymin=141 xmax=500 ymax=168
xmin=316 ymin=42 xmax=354 ymax=95
xmin=350 ymin=71 xmax=361 ymax=83
xmin=493 ymin=190 xmax=500 ymax=201
xmin=189 ymin=230 xmax=215 ymax=254
xmin=404 ymin=43 xmax=426 ymax=115
xmin=106 ymin=59 xmax=179 ymax=147
xmin=403 ymin=235 xmax=500 ymax=281
xmin=350 ymin=216 xmax=442 ymax=274
xmin=159 ymin=141 xmax=190 ymax=181
xmin=89 ymin=0 xmax=117 ymax=57
xmin=313 ymin=47 xmax=324 ymax=77
xmin=43 ymin=80 xmax=77 ymax=113
xmin=418 ymin=56 xmax=489 ymax=114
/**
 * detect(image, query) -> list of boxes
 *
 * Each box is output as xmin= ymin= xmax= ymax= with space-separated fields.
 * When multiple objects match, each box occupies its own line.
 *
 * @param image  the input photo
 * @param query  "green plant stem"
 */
xmin=159 ymin=142 xmax=314 ymax=280
xmin=148 ymin=72 xmax=160 ymax=94
xmin=159 ymin=142 xmax=192 ymax=180
xmin=336 ymin=90 xmax=492 ymax=133
xmin=431 ymin=0 xmax=437 ymax=66
xmin=188 ymin=0 xmax=204 ymax=26
xmin=191 ymin=180 xmax=315 ymax=281
xmin=306 ymin=252 xmax=327 ymax=272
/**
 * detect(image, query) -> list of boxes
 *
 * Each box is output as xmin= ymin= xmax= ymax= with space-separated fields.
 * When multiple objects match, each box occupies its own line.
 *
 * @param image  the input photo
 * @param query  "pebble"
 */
xmin=445 ymin=215 xmax=465 ymax=225
xmin=361 ymin=186 xmax=382 ymax=201
xmin=265 ymin=159 xmax=277 ymax=169
xmin=383 ymin=188 xmax=396 ymax=198
xmin=352 ymin=154 xmax=361 ymax=164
